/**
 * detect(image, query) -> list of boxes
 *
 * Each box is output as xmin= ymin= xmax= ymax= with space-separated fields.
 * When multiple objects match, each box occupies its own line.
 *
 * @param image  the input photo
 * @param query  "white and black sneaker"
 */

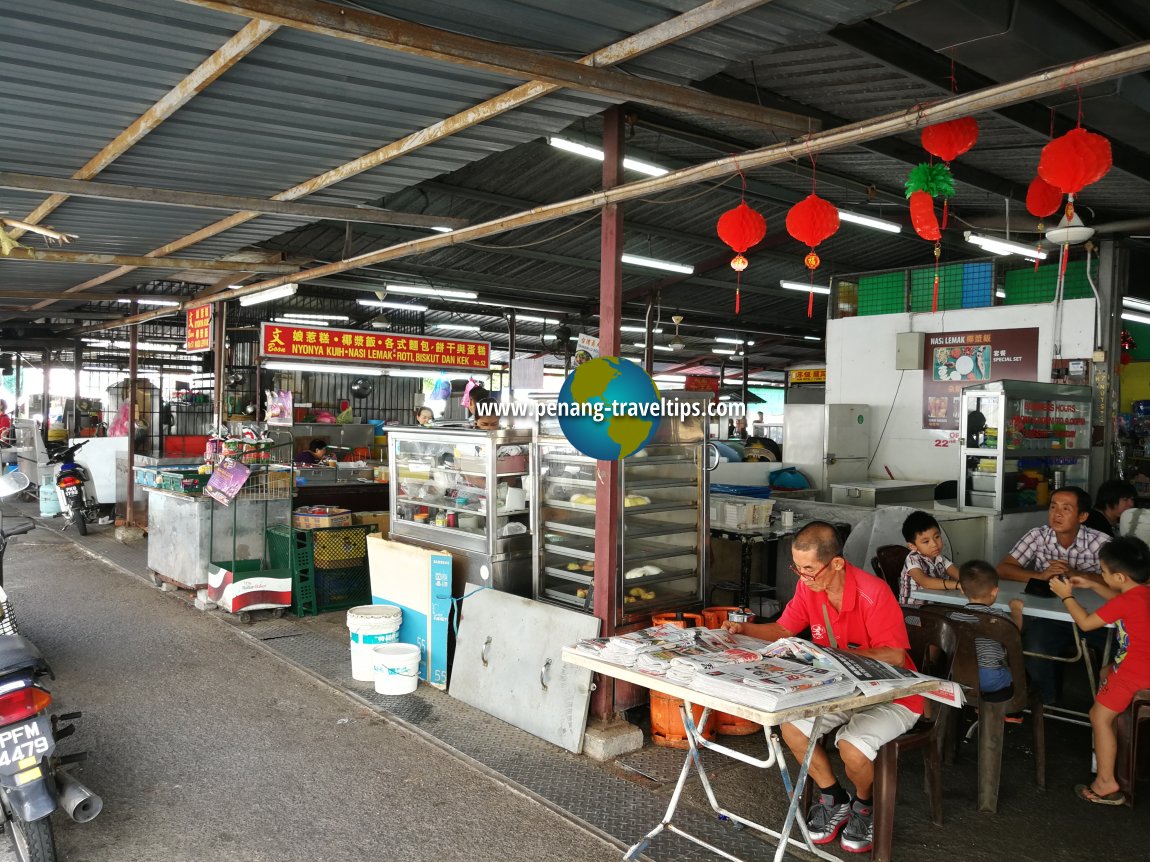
xmin=806 ymin=793 xmax=851 ymax=845
xmin=840 ymin=799 xmax=874 ymax=854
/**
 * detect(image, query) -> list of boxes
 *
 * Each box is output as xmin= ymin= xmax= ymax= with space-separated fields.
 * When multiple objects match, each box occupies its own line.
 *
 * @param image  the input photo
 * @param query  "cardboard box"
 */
xmin=292 ymin=506 xmax=353 ymax=529
xmin=353 ymin=511 xmax=390 ymax=536
xmin=367 ymin=537 xmax=453 ymax=688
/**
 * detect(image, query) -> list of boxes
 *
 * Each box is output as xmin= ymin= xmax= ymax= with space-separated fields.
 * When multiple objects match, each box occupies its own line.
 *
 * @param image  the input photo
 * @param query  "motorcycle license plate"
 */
xmin=0 ymin=716 xmax=53 ymax=772
xmin=62 ymin=485 xmax=81 ymax=500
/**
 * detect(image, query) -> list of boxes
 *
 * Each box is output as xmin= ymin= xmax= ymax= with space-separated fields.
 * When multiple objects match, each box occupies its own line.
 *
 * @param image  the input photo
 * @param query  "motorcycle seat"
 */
xmin=0 ymin=635 xmax=50 ymax=678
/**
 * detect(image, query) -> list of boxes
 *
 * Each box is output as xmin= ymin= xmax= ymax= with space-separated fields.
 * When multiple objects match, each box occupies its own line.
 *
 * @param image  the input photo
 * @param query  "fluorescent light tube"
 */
xmin=264 ymin=361 xmax=383 ymax=376
xmin=548 ymin=137 xmax=668 ymax=177
xmin=653 ymin=374 xmax=686 ymax=385
xmin=117 ymin=298 xmax=180 ymax=307
xmin=632 ymin=342 xmax=673 ymax=352
xmin=1121 ymin=311 xmax=1150 ymax=325
xmin=358 ymin=299 xmax=429 ymax=312
xmin=542 ymin=334 xmax=556 ymax=340
xmin=804 ymin=336 xmax=821 ymax=341
xmin=964 ymin=232 xmax=1047 ymax=260
xmin=279 ymin=313 xmax=350 ymax=322
xmin=238 ymin=284 xmax=298 ymax=306
xmin=621 ymin=253 xmax=693 ymax=275
xmin=516 ymin=315 xmax=560 ymax=324
xmin=430 ymin=226 xmax=454 ymax=233
xmin=837 ymin=210 xmax=902 ymax=233
xmin=433 ymin=323 xmax=482 ymax=332
xmin=1122 ymin=297 xmax=1150 ymax=312
xmin=995 ymin=289 xmax=1007 ymax=299
xmin=713 ymin=348 xmax=738 ymax=355
xmin=715 ymin=337 xmax=755 ymax=345
xmin=386 ymin=284 xmax=478 ymax=300
xmin=781 ymin=280 xmax=830 ymax=295
xmin=620 ymin=325 xmax=663 ymax=334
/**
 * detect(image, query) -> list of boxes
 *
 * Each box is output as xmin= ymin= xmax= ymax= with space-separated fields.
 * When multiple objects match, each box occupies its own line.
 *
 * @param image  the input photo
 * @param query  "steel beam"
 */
xmin=10 ymin=19 xmax=278 ymax=239
xmin=2 ymin=249 xmax=298 ymax=272
xmin=90 ymin=41 xmax=1150 ymax=331
xmin=42 ymin=0 xmax=783 ymax=306
xmin=180 ymin=0 xmax=812 ymax=133
xmin=0 ymin=172 xmax=469 ymax=229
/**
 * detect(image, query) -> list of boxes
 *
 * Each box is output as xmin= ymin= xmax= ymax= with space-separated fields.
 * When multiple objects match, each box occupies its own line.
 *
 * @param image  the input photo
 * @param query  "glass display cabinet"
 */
xmin=388 ymin=428 xmax=534 ymax=595
xmin=532 ymin=392 xmax=710 ymax=626
xmin=958 ymin=380 xmax=1092 ymax=513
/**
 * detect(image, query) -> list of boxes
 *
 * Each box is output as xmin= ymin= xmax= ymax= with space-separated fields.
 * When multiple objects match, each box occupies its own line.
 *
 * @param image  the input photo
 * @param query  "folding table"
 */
xmin=564 ymin=648 xmax=936 ymax=862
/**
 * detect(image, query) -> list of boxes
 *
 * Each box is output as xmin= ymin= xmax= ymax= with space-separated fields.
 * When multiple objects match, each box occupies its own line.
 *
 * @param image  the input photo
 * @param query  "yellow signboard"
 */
xmin=788 ymin=367 xmax=827 ymax=384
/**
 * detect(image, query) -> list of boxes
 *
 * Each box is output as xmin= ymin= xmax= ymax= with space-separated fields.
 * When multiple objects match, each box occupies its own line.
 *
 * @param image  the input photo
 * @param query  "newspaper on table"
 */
xmin=691 ymin=655 xmax=857 ymax=711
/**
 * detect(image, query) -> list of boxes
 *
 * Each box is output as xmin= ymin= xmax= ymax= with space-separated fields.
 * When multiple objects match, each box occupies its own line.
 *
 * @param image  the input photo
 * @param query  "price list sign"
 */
xmin=259 ymin=322 xmax=490 ymax=370
xmin=186 ymin=306 xmax=213 ymax=353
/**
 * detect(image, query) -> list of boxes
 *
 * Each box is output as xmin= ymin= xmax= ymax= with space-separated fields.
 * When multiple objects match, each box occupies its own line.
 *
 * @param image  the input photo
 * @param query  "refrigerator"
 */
xmin=782 ymin=404 xmax=870 ymax=499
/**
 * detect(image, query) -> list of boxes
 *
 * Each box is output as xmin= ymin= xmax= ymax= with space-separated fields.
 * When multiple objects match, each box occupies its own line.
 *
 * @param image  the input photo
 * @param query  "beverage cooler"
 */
xmin=388 ymin=427 xmax=534 ymax=596
xmin=532 ymin=392 xmax=710 ymax=626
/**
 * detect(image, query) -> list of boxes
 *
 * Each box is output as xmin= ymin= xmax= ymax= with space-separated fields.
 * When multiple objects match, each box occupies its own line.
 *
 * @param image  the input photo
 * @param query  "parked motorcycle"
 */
xmin=46 ymin=443 xmax=98 ymax=536
xmin=0 ymin=471 xmax=102 ymax=861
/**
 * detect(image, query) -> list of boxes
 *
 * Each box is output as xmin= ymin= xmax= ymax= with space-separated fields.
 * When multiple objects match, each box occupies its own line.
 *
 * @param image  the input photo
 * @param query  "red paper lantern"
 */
xmin=920 ymin=117 xmax=979 ymax=163
xmin=1025 ymin=176 xmax=1063 ymax=219
xmin=716 ymin=200 xmax=766 ymax=315
xmin=908 ymin=191 xmax=941 ymax=242
xmin=1037 ymin=128 xmax=1112 ymax=195
xmin=717 ymin=201 xmax=767 ymax=262
xmin=786 ymin=194 xmax=839 ymax=255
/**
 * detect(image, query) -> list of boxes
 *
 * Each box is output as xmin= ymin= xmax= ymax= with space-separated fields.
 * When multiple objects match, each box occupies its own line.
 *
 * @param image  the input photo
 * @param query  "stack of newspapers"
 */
xmin=570 ymin=622 xmax=701 ymax=667
xmin=691 ymin=655 xmax=857 ymax=711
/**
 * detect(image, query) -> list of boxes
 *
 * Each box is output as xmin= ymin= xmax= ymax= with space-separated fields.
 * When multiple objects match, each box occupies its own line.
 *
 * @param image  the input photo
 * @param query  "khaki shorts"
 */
xmin=787 ymin=703 xmax=919 ymax=761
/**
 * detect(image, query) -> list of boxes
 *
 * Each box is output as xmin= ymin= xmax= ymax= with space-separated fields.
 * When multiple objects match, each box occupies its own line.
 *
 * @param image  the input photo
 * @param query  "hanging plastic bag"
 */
xmin=430 ymin=375 xmax=452 ymax=402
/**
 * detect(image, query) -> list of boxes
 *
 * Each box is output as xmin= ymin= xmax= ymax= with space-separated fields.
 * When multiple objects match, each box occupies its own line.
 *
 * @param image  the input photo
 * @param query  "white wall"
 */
xmin=825 ymin=298 xmax=1096 ymax=483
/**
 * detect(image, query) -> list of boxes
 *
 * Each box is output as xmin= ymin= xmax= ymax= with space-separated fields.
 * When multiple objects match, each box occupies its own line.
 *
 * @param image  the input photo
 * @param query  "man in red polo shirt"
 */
xmin=724 ymin=521 xmax=921 ymax=855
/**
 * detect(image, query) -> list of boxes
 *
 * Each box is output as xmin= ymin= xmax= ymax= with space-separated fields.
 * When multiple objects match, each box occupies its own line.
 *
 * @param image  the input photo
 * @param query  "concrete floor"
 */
xmin=0 ymin=532 xmax=621 ymax=862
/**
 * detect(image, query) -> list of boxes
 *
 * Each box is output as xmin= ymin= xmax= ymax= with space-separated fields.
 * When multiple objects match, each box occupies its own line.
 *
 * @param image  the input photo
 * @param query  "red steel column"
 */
xmin=591 ymin=106 xmax=624 ymax=721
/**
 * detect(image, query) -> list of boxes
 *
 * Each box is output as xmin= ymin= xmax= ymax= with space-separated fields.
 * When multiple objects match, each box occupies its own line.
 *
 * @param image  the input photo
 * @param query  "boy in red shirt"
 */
xmin=724 ymin=521 xmax=920 ymax=853
xmin=1050 ymin=535 xmax=1150 ymax=805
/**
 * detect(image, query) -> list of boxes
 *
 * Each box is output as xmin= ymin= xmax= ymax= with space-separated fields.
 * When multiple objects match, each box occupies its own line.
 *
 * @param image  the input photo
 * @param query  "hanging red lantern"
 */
xmin=1025 ymin=176 xmax=1063 ymax=219
xmin=1037 ymin=127 xmax=1113 ymax=195
xmin=785 ymin=194 xmax=839 ymax=318
xmin=920 ymin=117 xmax=979 ymax=163
xmin=717 ymin=200 xmax=767 ymax=314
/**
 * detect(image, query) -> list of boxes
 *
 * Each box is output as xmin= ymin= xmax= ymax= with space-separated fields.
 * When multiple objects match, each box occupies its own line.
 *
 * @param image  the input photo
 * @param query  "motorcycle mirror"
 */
xmin=0 ymin=471 xmax=30 ymax=498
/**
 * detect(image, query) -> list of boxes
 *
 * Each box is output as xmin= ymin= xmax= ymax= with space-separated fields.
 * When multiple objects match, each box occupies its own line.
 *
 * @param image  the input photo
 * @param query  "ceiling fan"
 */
xmin=669 ymin=315 xmax=685 ymax=351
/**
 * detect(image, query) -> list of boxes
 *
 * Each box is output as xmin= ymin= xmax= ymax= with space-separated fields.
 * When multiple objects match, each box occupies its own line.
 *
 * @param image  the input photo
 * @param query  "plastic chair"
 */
xmin=930 ymin=606 xmax=1046 ymax=812
xmin=1115 ymin=688 xmax=1150 ymax=808
xmin=871 ymin=545 xmax=910 ymax=598
xmin=801 ymin=608 xmax=954 ymax=862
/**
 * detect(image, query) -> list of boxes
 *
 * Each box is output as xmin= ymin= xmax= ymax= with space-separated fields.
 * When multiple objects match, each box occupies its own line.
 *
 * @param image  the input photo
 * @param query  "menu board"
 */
xmin=922 ymin=328 xmax=1039 ymax=430
xmin=260 ymin=322 xmax=489 ymax=370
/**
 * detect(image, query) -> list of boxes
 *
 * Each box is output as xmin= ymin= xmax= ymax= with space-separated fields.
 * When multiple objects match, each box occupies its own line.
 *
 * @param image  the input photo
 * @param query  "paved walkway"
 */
xmin=8 ymin=503 xmax=1145 ymax=862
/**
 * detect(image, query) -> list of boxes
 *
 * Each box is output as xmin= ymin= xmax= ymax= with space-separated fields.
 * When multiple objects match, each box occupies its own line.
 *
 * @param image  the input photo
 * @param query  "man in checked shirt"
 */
xmin=997 ymin=486 xmax=1108 ymax=704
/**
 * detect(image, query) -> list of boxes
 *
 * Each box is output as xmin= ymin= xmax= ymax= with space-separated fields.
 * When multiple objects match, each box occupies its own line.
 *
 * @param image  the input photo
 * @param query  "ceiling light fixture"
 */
xmin=279 ymin=313 xmax=350 ymax=322
xmin=633 ymin=342 xmax=673 ymax=352
xmin=265 ymin=361 xmax=383 ymax=376
xmin=620 ymin=325 xmax=663 ymax=334
xmin=713 ymin=348 xmax=738 ymax=355
xmin=964 ymin=232 xmax=1047 ymax=260
xmin=387 ymin=284 xmax=478 ymax=299
xmin=357 ymin=299 xmax=430 ymax=312
xmin=715 ymin=337 xmax=755 ymax=346
xmin=429 ymin=226 xmax=454 ymax=233
xmin=653 ymin=374 xmax=687 ymax=385
xmin=780 ymin=280 xmax=830 ymax=295
xmin=516 ymin=315 xmax=560 ymax=325
xmin=621 ymin=253 xmax=694 ymax=275
xmin=547 ymin=137 xmax=668 ymax=177
xmin=116 ymin=298 xmax=180 ymax=307
xmin=1122 ymin=297 xmax=1150 ymax=312
xmin=837 ymin=211 xmax=902 ymax=234
xmin=238 ymin=284 xmax=298 ymax=306
xmin=995 ymin=289 xmax=1007 ymax=299
xmin=1121 ymin=311 xmax=1150 ymax=325
xmin=803 ymin=336 xmax=822 ymax=341
xmin=432 ymin=323 xmax=482 ymax=332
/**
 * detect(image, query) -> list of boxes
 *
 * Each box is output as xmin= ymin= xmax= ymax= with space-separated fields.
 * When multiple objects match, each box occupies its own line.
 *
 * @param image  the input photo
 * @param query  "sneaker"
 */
xmin=840 ymin=799 xmax=873 ymax=854
xmin=806 ymin=793 xmax=850 ymax=845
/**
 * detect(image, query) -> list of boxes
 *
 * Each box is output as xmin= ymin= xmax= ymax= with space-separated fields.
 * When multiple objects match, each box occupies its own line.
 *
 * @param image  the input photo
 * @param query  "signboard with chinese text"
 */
xmin=921 ymin=328 xmax=1039 ymax=430
xmin=259 ymin=322 xmax=490 ymax=370
xmin=788 ymin=367 xmax=827 ymax=385
xmin=186 ymin=306 xmax=213 ymax=353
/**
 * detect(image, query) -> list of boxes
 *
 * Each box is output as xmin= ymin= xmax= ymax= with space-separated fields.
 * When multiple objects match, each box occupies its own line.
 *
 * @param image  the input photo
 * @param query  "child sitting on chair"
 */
xmin=951 ymin=560 xmax=1025 ymax=703
xmin=899 ymin=511 xmax=961 ymax=607
xmin=1050 ymin=535 xmax=1150 ymax=806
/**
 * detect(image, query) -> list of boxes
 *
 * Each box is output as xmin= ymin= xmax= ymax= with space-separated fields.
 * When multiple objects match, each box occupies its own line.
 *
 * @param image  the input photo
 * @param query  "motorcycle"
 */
xmin=0 ymin=471 xmax=102 ymax=861
xmin=46 ymin=443 xmax=98 ymax=537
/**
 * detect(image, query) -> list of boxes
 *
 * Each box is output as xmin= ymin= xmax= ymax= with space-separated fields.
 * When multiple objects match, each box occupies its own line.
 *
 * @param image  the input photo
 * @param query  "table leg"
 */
xmin=770 ymin=717 xmax=822 ymax=862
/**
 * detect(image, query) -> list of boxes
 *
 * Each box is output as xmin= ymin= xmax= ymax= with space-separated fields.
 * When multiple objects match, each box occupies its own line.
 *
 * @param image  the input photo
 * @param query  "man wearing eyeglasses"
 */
xmin=723 ymin=521 xmax=921 ymax=855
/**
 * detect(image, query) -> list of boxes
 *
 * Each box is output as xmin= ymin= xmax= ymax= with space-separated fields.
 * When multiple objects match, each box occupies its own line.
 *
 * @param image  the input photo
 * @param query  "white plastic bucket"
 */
xmin=347 ymin=605 xmax=401 ymax=682
xmin=372 ymin=643 xmax=421 ymax=695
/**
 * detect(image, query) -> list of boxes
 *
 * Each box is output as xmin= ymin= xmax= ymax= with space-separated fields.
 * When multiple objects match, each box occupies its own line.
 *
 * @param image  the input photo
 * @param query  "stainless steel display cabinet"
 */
xmin=958 ymin=380 xmax=1092 ymax=514
xmin=388 ymin=428 xmax=534 ymax=594
xmin=532 ymin=392 xmax=710 ymax=626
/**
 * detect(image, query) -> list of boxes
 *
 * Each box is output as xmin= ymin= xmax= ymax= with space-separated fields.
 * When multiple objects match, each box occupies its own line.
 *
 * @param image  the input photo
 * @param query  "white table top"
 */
xmin=562 ymin=648 xmax=937 ymax=726
xmin=911 ymin=577 xmax=1107 ymax=622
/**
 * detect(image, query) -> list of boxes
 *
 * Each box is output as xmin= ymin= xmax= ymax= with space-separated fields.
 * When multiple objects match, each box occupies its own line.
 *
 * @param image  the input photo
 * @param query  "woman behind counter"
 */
xmin=295 ymin=438 xmax=329 ymax=464
xmin=414 ymin=406 xmax=434 ymax=426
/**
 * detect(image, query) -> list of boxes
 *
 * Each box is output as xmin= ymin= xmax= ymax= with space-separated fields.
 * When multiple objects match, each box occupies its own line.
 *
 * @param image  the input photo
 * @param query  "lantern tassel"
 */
xmin=941 ymin=198 xmax=949 ymax=230
xmin=735 ymin=271 xmax=741 ymax=315
xmin=807 ymin=289 xmax=813 ymax=319
xmin=932 ymin=242 xmax=941 ymax=313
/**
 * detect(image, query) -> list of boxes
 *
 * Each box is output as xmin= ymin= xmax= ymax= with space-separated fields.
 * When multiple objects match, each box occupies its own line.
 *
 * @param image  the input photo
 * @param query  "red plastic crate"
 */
xmin=163 ymin=435 xmax=210 ymax=457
